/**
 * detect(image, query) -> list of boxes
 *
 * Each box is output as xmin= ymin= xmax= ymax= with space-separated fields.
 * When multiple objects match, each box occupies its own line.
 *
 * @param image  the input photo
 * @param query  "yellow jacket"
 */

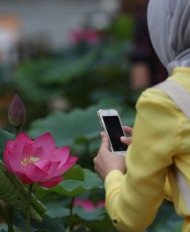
xmin=105 ymin=67 xmax=190 ymax=232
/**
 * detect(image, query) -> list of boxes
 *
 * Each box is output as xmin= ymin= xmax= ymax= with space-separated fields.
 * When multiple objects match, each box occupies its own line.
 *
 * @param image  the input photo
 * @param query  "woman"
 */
xmin=94 ymin=0 xmax=190 ymax=231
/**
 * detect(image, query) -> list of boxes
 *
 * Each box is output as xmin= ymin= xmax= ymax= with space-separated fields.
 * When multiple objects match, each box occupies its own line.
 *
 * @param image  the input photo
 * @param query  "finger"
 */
xmin=120 ymin=136 xmax=132 ymax=145
xmin=100 ymin=131 xmax=107 ymax=137
xmin=123 ymin=126 xmax=133 ymax=135
xmin=100 ymin=131 xmax=110 ymax=150
xmin=93 ymin=157 xmax=98 ymax=167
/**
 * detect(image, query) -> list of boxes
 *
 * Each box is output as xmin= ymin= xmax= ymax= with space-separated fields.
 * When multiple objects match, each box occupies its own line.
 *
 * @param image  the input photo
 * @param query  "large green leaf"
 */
xmin=36 ymin=169 xmax=103 ymax=198
xmin=46 ymin=204 xmax=105 ymax=221
xmin=59 ymin=169 xmax=103 ymax=196
xmin=27 ymin=106 xmax=100 ymax=148
xmin=46 ymin=203 xmax=114 ymax=232
xmin=82 ymin=214 xmax=115 ymax=232
xmin=45 ymin=203 xmax=70 ymax=219
xmin=15 ymin=51 xmax=97 ymax=103
xmin=65 ymin=207 xmax=114 ymax=232
xmin=40 ymin=52 xmax=97 ymax=85
xmin=27 ymin=99 xmax=135 ymax=151
xmin=63 ymin=165 xmax=84 ymax=181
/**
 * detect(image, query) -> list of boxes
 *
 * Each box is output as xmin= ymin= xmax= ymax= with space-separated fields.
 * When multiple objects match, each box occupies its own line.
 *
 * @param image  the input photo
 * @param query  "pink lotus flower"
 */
xmin=4 ymin=132 xmax=78 ymax=188
xmin=74 ymin=198 xmax=105 ymax=211
xmin=70 ymin=29 xmax=100 ymax=44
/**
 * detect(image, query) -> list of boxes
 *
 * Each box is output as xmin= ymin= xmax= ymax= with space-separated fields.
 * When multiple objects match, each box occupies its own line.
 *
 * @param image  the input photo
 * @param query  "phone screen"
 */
xmin=103 ymin=116 xmax=127 ymax=151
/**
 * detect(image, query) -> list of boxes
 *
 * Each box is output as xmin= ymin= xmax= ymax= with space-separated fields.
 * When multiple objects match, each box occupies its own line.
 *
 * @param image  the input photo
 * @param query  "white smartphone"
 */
xmin=97 ymin=109 xmax=127 ymax=156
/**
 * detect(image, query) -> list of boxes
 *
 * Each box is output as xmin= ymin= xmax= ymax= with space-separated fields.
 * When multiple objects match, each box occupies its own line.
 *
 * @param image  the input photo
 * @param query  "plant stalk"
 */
xmin=0 ymin=204 xmax=14 ymax=232
xmin=67 ymin=197 xmax=75 ymax=232
xmin=26 ymin=184 xmax=33 ymax=232
xmin=14 ymin=127 xmax=20 ymax=138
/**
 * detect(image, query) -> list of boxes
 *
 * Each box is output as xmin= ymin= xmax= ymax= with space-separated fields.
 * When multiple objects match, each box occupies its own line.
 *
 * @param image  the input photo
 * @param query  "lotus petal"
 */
xmin=34 ymin=133 xmax=56 ymax=159
xmin=25 ymin=163 xmax=48 ymax=182
xmin=4 ymin=149 xmax=21 ymax=173
xmin=39 ymin=176 xmax=63 ymax=188
xmin=52 ymin=146 xmax=70 ymax=165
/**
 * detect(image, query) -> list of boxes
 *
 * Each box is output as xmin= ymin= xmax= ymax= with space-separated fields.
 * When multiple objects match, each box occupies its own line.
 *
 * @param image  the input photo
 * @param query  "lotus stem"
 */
xmin=67 ymin=197 xmax=75 ymax=232
xmin=26 ymin=184 xmax=33 ymax=232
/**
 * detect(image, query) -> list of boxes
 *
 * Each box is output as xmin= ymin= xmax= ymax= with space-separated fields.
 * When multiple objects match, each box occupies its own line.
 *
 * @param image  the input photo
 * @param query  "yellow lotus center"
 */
xmin=21 ymin=156 xmax=40 ymax=168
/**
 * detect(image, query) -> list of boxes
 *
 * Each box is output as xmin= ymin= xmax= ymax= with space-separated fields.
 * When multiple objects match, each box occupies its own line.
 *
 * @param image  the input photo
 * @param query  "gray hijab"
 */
xmin=147 ymin=0 xmax=190 ymax=74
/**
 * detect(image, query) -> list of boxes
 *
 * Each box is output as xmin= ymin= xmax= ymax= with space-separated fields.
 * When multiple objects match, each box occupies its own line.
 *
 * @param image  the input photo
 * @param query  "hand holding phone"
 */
xmin=97 ymin=109 xmax=127 ymax=156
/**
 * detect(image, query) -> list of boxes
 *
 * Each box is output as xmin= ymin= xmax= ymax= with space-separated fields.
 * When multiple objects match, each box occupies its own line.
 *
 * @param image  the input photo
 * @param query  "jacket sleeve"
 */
xmin=105 ymin=88 xmax=180 ymax=232
xmin=164 ymin=176 xmax=173 ymax=202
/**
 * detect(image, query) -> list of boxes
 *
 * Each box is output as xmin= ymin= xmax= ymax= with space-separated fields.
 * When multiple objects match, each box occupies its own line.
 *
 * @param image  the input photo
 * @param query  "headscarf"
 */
xmin=147 ymin=0 xmax=190 ymax=74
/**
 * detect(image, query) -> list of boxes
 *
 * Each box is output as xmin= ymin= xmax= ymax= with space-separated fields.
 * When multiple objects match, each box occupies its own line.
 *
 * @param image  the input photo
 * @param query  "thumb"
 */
xmin=100 ymin=131 xmax=110 ymax=150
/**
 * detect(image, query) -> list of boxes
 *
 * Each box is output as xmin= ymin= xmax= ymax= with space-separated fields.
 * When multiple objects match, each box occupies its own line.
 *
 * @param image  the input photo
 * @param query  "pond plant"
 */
xmin=0 ymin=95 xmax=112 ymax=232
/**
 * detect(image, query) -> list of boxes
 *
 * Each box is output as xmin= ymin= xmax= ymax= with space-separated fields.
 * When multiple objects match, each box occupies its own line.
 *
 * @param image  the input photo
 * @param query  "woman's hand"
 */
xmin=120 ymin=126 xmax=133 ymax=145
xmin=94 ymin=131 xmax=126 ymax=180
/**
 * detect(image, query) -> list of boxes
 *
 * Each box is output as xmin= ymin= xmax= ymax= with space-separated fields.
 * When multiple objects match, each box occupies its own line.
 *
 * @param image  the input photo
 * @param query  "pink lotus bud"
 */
xmin=8 ymin=95 xmax=26 ymax=128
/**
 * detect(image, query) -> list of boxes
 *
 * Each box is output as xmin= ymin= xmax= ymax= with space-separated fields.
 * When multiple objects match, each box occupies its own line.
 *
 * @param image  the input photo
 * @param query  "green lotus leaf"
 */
xmin=36 ymin=169 xmax=103 ymax=198
xmin=63 ymin=165 xmax=84 ymax=181
xmin=15 ymin=51 xmax=97 ymax=103
xmin=45 ymin=204 xmax=70 ymax=219
xmin=27 ymin=99 xmax=135 ymax=152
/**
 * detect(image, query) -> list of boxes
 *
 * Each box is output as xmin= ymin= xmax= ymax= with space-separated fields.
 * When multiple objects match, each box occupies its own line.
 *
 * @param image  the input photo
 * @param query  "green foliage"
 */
xmin=27 ymin=104 xmax=101 ymax=148
xmin=14 ymin=211 xmax=66 ymax=232
xmin=36 ymin=168 xmax=103 ymax=198
xmin=0 ymin=128 xmax=14 ymax=160
xmin=40 ymin=198 xmax=112 ymax=232
xmin=108 ymin=14 xmax=135 ymax=40
xmin=14 ymin=51 xmax=97 ymax=104
xmin=66 ymin=207 xmax=114 ymax=232
xmin=15 ymin=40 xmax=132 ymax=111
xmin=63 ymin=165 xmax=85 ymax=181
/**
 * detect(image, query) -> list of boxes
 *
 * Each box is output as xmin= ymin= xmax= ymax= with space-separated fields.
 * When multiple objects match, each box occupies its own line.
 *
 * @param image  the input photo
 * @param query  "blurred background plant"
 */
xmin=0 ymin=0 xmax=183 ymax=231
